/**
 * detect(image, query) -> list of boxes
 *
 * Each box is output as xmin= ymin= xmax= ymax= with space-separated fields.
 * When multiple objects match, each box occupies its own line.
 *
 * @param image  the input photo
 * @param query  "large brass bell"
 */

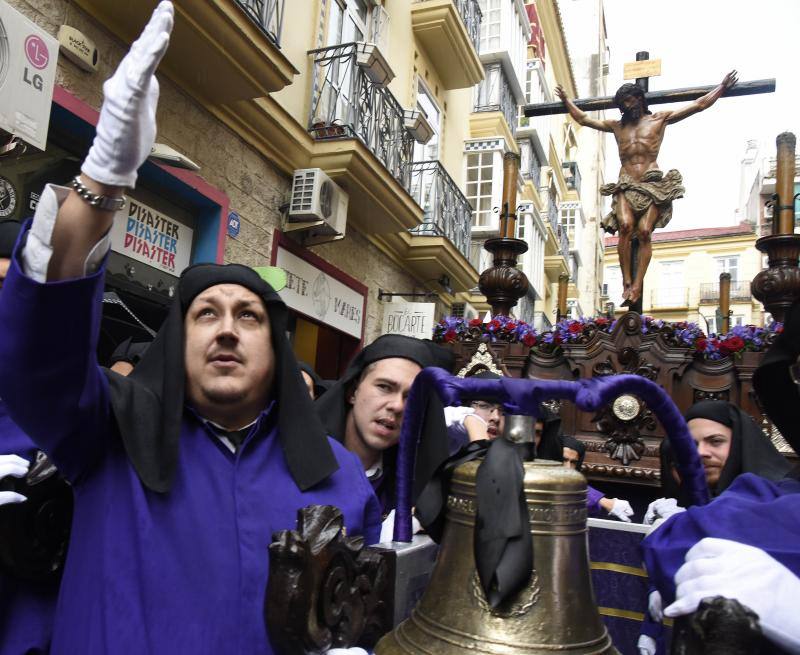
xmin=376 ymin=415 xmax=617 ymax=654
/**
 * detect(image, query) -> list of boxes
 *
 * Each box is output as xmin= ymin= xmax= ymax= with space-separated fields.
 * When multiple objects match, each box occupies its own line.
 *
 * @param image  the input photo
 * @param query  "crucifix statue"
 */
xmin=553 ymin=69 xmax=737 ymax=306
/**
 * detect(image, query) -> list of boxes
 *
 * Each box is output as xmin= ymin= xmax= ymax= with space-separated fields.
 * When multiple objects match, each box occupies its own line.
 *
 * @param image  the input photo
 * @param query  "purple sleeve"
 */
xmin=587 ymin=484 xmax=605 ymax=515
xmin=0 ymin=239 xmax=111 ymax=483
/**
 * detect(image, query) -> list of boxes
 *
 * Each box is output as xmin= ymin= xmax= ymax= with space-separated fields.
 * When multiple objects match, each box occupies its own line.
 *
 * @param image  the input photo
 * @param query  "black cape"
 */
xmin=684 ymin=400 xmax=791 ymax=495
xmin=106 ymin=263 xmax=338 ymax=493
xmin=314 ymin=334 xmax=450 ymax=507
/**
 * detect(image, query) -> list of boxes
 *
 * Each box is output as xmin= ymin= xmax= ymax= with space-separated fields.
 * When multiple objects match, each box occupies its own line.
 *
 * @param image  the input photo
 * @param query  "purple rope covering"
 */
xmin=393 ymin=369 xmax=710 ymax=542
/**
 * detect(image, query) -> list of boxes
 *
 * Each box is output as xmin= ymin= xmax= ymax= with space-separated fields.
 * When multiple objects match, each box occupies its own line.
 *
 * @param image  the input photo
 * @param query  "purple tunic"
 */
xmin=641 ymin=473 xmax=800 ymax=606
xmin=587 ymin=484 xmax=605 ymax=515
xmin=0 ymin=257 xmax=382 ymax=654
xmin=0 ymin=403 xmax=58 ymax=655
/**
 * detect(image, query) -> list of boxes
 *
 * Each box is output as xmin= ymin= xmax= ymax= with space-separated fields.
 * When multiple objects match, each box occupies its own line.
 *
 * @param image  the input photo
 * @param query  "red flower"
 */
xmin=719 ymin=335 xmax=745 ymax=355
xmin=695 ymin=337 xmax=707 ymax=352
xmin=777 ymin=325 xmax=784 ymax=333
xmin=488 ymin=319 xmax=501 ymax=331
xmin=595 ymin=317 xmax=608 ymax=326
xmin=568 ymin=322 xmax=582 ymax=334
xmin=506 ymin=321 xmax=518 ymax=331
xmin=522 ymin=333 xmax=537 ymax=347
xmin=444 ymin=329 xmax=457 ymax=343
xmin=553 ymin=334 xmax=563 ymax=345
xmin=469 ymin=318 xmax=482 ymax=328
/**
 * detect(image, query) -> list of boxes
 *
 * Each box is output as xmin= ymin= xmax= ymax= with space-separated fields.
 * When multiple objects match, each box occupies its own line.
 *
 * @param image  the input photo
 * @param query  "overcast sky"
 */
xmin=601 ymin=0 xmax=799 ymax=230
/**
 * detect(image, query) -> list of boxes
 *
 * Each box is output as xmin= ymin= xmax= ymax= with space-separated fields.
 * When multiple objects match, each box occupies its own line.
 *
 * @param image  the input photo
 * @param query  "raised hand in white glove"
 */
xmin=607 ymin=498 xmax=634 ymax=522
xmin=665 ymin=538 xmax=800 ymax=654
xmin=81 ymin=1 xmax=174 ymax=188
xmin=637 ymin=634 xmax=657 ymax=655
xmin=0 ymin=454 xmax=30 ymax=506
xmin=648 ymin=589 xmax=663 ymax=622
xmin=644 ymin=497 xmax=685 ymax=525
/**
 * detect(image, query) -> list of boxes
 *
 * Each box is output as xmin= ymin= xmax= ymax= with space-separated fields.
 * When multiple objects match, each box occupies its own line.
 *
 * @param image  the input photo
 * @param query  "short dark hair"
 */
xmin=613 ymin=82 xmax=650 ymax=114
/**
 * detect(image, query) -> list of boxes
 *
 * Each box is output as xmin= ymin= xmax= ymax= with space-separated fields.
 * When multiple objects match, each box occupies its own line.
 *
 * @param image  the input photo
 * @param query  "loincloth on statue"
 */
xmin=599 ymin=169 xmax=685 ymax=235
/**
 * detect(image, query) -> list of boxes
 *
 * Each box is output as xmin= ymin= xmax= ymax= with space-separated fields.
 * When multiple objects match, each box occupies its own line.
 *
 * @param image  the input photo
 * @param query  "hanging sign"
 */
xmin=381 ymin=301 xmax=436 ymax=339
xmin=109 ymin=198 xmax=194 ymax=276
xmin=0 ymin=2 xmax=59 ymax=150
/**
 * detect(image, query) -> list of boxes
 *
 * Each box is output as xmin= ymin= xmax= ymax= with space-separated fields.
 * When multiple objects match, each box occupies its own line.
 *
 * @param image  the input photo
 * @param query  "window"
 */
xmin=605 ymin=265 xmax=623 ymax=304
xmin=560 ymin=205 xmax=578 ymax=245
xmin=413 ymin=80 xmax=441 ymax=162
xmin=516 ymin=214 xmax=526 ymax=240
xmin=656 ymin=261 xmax=684 ymax=307
xmin=327 ymin=0 xmax=371 ymax=46
xmin=478 ymin=0 xmax=501 ymax=52
xmin=466 ymin=152 xmax=494 ymax=227
xmin=715 ymin=255 xmax=740 ymax=282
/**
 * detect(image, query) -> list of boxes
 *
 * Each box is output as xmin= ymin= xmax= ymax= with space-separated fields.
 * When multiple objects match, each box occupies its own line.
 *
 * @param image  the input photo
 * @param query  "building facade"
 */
xmin=603 ymin=224 xmax=766 ymax=331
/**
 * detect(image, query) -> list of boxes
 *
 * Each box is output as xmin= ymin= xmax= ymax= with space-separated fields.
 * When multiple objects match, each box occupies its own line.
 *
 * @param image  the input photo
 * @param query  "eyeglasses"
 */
xmin=470 ymin=400 xmax=504 ymax=416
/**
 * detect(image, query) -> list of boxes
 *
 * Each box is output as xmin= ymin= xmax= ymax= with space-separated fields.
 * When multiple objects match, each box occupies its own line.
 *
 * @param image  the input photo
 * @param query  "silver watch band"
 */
xmin=70 ymin=176 xmax=126 ymax=212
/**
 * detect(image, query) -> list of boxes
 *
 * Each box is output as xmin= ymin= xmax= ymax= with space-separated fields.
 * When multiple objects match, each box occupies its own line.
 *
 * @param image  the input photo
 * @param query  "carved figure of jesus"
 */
xmin=555 ymin=71 xmax=738 ymax=306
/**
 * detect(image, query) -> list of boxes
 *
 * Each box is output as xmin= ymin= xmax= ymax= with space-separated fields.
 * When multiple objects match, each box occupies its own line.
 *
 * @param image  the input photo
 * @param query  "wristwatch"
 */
xmin=70 ymin=176 xmax=126 ymax=212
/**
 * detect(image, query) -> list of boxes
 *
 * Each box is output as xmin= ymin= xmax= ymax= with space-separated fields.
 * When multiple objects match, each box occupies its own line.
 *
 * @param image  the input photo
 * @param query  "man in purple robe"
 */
xmin=641 ymin=302 xmax=800 ymax=653
xmin=0 ymin=3 xmax=380 ymax=653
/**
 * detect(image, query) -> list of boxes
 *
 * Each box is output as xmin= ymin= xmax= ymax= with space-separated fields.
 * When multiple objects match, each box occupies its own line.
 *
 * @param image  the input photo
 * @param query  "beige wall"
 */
xmin=14 ymin=0 xmax=421 ymax=342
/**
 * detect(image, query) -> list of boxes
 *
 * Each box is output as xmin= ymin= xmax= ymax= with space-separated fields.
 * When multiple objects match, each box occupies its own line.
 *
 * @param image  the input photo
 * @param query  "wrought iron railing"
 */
xmin=234 ymin=0 xmax=285 ymax=47
xmin=650 ymin=287 xmax=689 ymax=308
xmin=413 ymin=0 xmax=482 ymax=51
xmin=408 ymin=161 xmax=473 ymax=259
xmin=474 ymin=62 xmax=517 ymax=137
xmin=557 ymin=223 xmax=570 ymax=260
xmin=308 ymin=43 xmax=414 ymax=191
xmin=518 ymin=138 xmax=542 ymax=188
xmin=562 ymin=161 xmax=581 ymax=195
xmin=699 ymin=280 xmax=752 ymax=303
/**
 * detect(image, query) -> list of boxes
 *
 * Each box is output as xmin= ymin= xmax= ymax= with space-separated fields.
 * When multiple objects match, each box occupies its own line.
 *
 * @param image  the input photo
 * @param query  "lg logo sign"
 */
xmin=23 ymin=34 xmax=49 ymax=91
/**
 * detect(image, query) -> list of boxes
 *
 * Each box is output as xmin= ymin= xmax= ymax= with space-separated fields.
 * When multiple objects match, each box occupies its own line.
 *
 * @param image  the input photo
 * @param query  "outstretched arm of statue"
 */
xmin=665 ymin=69 xmax=738 ymax=125
xmin=554 ymin=84 xmax=614 ymax=133
xmin=42 ymin=1 xmax=174 ymax=281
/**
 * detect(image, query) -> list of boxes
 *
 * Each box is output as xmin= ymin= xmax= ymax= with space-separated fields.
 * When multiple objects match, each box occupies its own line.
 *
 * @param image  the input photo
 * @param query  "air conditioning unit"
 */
xmin=286 ymin=168 xmax=348 ymax=244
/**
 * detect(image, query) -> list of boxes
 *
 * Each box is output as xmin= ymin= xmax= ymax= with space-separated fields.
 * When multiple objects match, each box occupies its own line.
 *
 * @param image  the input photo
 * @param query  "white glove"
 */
xmin=325 ymin=649 xmax=369 ymax=655
xmin=379 ymin=509 xmax=422 ymax=543
xmin=0 ymin=454 xmax=30 ymax=506
xmin=607 ymin=498 xmax=634 ymax=522
xmin=81 ymin=1 xmax=174 ymax=188
xmin=665 ymin=538 xmax=800 ymax=654
xmin=648 ymin=590 xmax=663 ymax=622
xmin=637 ymin=634 xmax=657 ymax=655
xmin=644 ymin=497 xmax=685 ymax=525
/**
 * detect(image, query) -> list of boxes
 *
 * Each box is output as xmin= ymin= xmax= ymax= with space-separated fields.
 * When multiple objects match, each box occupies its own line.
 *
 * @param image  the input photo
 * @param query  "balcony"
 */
xmin=73 ymin=0 xmax=296 ymax=100
xmin=518 ymin=137 xmax=542 ymax=189
xmin=650 ymin=287 xmax=689 ymax=309
xmin=557 ymin=223 xmax=570 ymax=260
xmin=473 ymin=63 xmax=518 ymax=139
xmin=408 ymin=161 xmax=473 ymax=260
xmin=306 ymin=43 xmax=423 ymax=234
xmin=562 ymin=161 xmax=582 ymax=196
xmin=411 ymin=0 xmax=484 ymax=90
xmin=699 ymin=280 xmax=752 ymax=303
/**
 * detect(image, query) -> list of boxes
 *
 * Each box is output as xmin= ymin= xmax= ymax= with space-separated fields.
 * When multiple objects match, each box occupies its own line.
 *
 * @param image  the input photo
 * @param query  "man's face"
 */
xmin=471 ymin=400 xmax=504 ymax=439
xmin=688 ymin=417 xmax=733 ymax=488
xmin=184 ymin=284 xmax=274 ymax=414
xmin=562 ymin=446 xmax=581 ymax=469
xmin=620 ymin=94 xmax=644 ymax=122
xmin=347 ymin=358 xmax=422 ymax=455
xmin=0 ymin=258 xmax=10 ymax=289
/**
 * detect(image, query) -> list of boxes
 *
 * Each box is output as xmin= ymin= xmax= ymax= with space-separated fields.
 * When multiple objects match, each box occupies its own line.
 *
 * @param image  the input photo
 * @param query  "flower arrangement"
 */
xmin=432 ymin=315 xmax=782 ymax=361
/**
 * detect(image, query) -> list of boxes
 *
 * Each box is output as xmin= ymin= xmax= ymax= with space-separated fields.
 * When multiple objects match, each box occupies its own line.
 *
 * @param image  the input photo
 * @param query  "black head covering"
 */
xmin=753 ymin=298 xmax=800 ymax=455
xmin=315 ymin=334 xmax=449 ymax=505
xmin=0 ymin=220 xmax=23 ymax=259
xmin=560 ymin=435 xmax=586 ymax=471
xmin=297 ymin=361 xmax=329 ymax=400
xmin=108 ymin=338 xmax=151 ymax=368
xmin=684 ymin=400 xmax=791 ymax=495
xmin=536 ymin=403 xmax=565 ymax=461
xmin=105 ymin=263 xmax=338 ymax=494
xmin=422 ymin=339 xmax=456 ymax=373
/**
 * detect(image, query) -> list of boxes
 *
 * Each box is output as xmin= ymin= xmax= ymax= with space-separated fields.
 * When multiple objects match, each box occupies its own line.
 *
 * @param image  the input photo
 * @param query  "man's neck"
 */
xmin=344 ymin=411 xmax=381 ymax=471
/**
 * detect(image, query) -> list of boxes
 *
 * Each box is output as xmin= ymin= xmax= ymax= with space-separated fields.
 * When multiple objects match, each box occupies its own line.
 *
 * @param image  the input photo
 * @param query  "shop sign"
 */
xmin=275 ymin=245 xmax=364 ymax=339
xmin=0 ymin=2 xmax=59 ymax=150
xmin=381 ymin=301 xmax=436 ymax=340
xmin=109 ymin=198 xmax=194 ymax=276
xmin=227 ymin=211 xmax=240 ymax=237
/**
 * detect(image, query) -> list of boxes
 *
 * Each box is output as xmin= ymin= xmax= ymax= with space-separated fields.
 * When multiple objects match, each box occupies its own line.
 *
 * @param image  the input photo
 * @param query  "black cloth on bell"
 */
xmin=314 ymin=334 xmax=450 ymax=508
xmin=684 ymin=400 xmax=791 ymax=495
xmin=105 ymin=263 xmax=338 ymax=493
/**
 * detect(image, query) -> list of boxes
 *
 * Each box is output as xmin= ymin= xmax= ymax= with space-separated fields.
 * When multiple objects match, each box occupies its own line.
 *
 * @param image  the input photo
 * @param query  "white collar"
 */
xmin=365 ymin=454 xmax=384 ymax=480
